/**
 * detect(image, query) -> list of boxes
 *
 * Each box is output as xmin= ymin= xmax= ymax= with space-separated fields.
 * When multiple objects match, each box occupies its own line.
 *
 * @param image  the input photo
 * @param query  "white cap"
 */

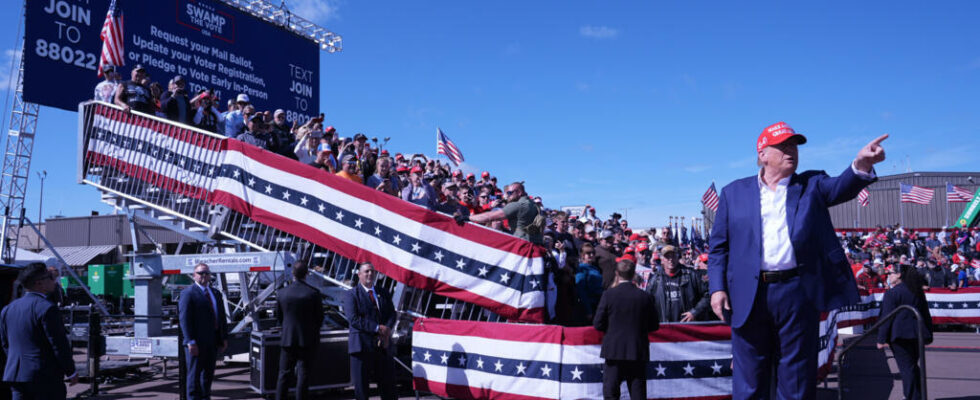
xmin=274 ymin=109 xmax=285 ymax=116
xmin=236 ymin=93 xmax=250 ymax=103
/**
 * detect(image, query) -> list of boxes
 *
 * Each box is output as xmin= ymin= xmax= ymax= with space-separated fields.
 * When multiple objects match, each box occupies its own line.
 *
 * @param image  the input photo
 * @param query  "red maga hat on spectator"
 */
xmin=629 ymin=233 xmax=641 ymax=242
xmin=324 ymin=125 xmax=336 ymax=135
xmin=617 ymin=254 xmax=637 ymax=263
xmin=698 ymin=253 xmax=709 ymax=263
xmin=757 ymin=121 xmax=807 ymax=152
xmin=623 ymin=246 xmax=635 ymax=254
xmin=453 ymin=170 xmax=462 ymax=176
xmin=380 ymin=149 xmax=390 ymax=156
xmin=466 ymin=173 xmax=475 ymax=179
xmin=395 ymin=153 xmax=404 ymax=160
xmin=481 ymin=171 xmax=490 ymax=178
xmin=636 ymin=243 xmax=649 ymax=253
xmin=396 ymin=166 xmax=408 ymax=173
xmin=410 ymin=166 xmax=424 ymax=174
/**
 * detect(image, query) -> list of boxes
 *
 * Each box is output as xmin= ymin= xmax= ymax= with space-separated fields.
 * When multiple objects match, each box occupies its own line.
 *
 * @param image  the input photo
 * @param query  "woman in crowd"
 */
xmin=877 ymin=264 xmax=933 ymax=400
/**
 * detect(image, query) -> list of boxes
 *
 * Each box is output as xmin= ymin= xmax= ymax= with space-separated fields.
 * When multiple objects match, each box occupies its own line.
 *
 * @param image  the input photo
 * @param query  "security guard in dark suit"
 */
xmin=344 ymin=262 xmax=397 ymax=400
xmin=877 ymin=264 xmax=933 ymax=400
xmin=0 ymin=263 xmax=77 ymax=399
xmin=594 ymin=259 xmax=659 ymax=400
xmin=275 ymin=261 xmax=325 ymax=400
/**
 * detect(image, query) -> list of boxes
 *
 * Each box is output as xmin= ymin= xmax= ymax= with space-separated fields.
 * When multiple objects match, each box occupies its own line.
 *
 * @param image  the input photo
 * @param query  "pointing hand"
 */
xmin=855 ymin=134 xmax=889 ymax=173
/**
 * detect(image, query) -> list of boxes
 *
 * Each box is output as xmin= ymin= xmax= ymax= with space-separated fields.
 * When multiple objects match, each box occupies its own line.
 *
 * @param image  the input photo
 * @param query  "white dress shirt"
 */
xmin=758 ymin=163 xmax=874 ymax=272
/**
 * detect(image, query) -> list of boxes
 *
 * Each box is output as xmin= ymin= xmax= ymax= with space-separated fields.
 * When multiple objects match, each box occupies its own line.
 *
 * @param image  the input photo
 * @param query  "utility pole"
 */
xmin=36 ymin=170 xmax=45 ymax=249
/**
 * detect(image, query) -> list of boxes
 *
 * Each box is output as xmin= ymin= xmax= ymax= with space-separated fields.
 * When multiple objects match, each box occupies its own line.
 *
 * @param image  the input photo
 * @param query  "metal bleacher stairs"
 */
xmin=77 ymin=101 xmax=505 ymax=352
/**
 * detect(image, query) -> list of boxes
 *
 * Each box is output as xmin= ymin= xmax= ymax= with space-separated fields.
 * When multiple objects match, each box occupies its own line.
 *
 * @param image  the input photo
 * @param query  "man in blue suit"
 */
xmin=0 ymin=263 xmax=76 ymax=399
xmin=344 ymin=262 xmax=397 ymax=400
xmin=708 ymin=122 xmax=887 ymax=399
xmin=179 ymin=263 xmax=228 ymax=400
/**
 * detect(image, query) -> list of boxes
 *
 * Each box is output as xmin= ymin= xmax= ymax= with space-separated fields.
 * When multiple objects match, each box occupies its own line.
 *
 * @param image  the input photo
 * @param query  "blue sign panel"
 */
xmin=24 ymin=0 xmax=320 ymax=124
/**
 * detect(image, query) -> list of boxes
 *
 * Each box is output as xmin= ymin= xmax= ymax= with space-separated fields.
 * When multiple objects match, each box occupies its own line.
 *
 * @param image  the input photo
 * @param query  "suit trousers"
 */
xmin=890 ymin=338 xmax=923 ymax=400
xmin=731 ymin=275 xmax=818 ymax=400
xmin=276 ymin=346 xmax=313 ymax=400
xmin=186 ymin=346 xmax=218 ymax=400
xmin=602 ymin=360 xmax=646 ymax=400
xmin=350 ymin=350 xmax=396 ymax=400
xmin=10 ymin=381 xmax=66 ymax=400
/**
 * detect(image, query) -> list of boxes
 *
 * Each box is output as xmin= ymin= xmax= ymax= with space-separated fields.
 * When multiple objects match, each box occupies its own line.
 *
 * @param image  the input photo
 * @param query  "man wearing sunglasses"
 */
xmin=464 ymin=182 xmax=542 ymax=245
xmin=1 ymin=263 xmax=77 ymax=399
xmin=179 ymin=263 xmax=228 ymax=400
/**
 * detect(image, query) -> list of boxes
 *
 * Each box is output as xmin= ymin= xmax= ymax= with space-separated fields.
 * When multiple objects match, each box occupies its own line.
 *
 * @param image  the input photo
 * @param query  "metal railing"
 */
xmin=77 ymin=101 xmax=503 ymax=324
xmin=836 ymin=304 xmax=928 ymax=400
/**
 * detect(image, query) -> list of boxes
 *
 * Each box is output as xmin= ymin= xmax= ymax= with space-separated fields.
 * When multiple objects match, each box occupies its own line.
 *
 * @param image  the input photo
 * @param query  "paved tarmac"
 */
xmin=63 ymin=331 xmax=980 ymax=399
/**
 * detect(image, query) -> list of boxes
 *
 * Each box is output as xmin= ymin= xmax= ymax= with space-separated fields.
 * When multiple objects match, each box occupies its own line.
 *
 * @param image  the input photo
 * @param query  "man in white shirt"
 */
xmin=708 ymin=121 xmax=887 ymax=399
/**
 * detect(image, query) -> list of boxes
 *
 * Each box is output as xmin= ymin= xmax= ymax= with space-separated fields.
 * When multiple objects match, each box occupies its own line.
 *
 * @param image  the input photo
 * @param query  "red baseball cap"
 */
xmin=623 ymin=246 xmax=635 ymax=254
xmin=481 ymin=171 xmax=490 ymax=178
xmin=380 ymin=149 xmax=390 ymax=156
xmin=453 ymin=170 xmax=462 ymax=176
xmin=698 ymin=253 xmax=709 ymax=263
xmin=757 ymin=121 xmax=807 ymax=152
xmin=637 ymin=243 xmax=649 ymax=253
xmin=410 ymin=166 xmax=423 ymax=174
xmin=396 ymin=165 xmax=408 ymax=173
xmin=395 ymin=153 xmax=404 ymax=160
xmin=466 ymin=173 xmax=475 ymax=179
xmin=617 ymin=254 xmax=637 ymax=264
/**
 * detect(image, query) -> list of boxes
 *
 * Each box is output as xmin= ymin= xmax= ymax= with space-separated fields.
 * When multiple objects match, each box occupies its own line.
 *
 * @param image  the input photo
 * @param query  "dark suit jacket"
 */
xmin=878 ymin=282 xmax=933 ymax=344
xmin=344 ymin=284 xmax=396 ymax=354
xmin=0 ymin=292 xmax=75 ymax=382
xmin=595 ymin=246 xmax=618 ymax=289
xmin=708 ymin=166 xmax=874 ymax=328
xmin=277 ymin=280 xmax=325 ymax=348
xmin=179 ymin=284 xmax=228 ymax=348
xmin=593 ymin=283 xmax=659 ymax=361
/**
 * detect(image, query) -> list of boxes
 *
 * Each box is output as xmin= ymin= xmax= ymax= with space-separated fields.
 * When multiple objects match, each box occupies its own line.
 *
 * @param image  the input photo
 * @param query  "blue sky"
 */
xmin=2 ymin=0 xmax=979 ymax=228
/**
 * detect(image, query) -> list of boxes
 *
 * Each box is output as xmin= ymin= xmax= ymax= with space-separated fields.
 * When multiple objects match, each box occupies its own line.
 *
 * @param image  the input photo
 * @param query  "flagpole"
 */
xmin=945 ymin=182 xmax=950 ymax=227
xmin=900 ymin=183 xmax=905 ymax=227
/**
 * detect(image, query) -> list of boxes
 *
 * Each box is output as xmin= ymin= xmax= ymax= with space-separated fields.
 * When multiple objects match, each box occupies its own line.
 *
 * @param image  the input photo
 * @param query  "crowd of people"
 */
xmin=844 ymin=225 xmax=980 ymax=292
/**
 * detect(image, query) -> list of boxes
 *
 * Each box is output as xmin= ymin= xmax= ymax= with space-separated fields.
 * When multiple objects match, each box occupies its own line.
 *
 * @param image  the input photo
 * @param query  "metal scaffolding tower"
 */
xmin=0 ymin=53 xmax=38 ymax=263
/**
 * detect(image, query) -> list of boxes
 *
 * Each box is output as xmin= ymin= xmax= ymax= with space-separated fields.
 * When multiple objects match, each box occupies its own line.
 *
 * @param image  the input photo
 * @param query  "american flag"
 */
xmin=84 ymin=105 xmax=546 ymax=322
xmin=900 ymin=183 xmax=934 ymax=205
xmin=701 ymin=183 xmax=719 ymax=212
xmin=947 ymin=182 xmax=974 ymax=203
xmin=857 ymin=188 xmax=870 ymax=207
xmin=98 ymin=0 xmax=125 ymax=77
xmin=436 ymin=128 xmax=465 ymax=166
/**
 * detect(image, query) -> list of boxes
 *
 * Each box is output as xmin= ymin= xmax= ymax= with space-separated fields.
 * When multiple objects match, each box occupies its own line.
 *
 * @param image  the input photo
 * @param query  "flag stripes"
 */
xmin=99 ymin=0 xmax=124 ymax=76
xmin=437 ymin=127 xmax=465 ymax=166
xmin=701 ymin=183 xmax=719 ymax=212
xmin=947 ymin=182 xmax=974 ymax=203
xmin=900 ymin=183 xmax=934 ymax=205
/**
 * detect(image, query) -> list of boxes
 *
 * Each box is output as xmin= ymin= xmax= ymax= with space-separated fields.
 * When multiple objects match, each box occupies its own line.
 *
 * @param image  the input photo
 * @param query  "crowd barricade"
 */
xmin=412 ymin=288 xmax=980 ymax=400
xmin=78 ymin=101 xmax=544 ymax=322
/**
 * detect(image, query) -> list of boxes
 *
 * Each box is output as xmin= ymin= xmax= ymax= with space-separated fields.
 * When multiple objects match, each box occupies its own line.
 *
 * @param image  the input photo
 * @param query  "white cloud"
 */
xmin=579 ymin=25 xmax=619 ymax=39
xmin=683 ymin=164 xmax=711 ymax=173
xmin=287 ymin=0 xmax=340 ymax=22
xmin=0 ymin=49 xmax=23 ymax=92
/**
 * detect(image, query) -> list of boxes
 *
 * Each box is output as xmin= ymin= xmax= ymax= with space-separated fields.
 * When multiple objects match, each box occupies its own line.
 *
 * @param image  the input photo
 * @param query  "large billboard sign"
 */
xmin=24 ymin=0 xmax=320 ymax=123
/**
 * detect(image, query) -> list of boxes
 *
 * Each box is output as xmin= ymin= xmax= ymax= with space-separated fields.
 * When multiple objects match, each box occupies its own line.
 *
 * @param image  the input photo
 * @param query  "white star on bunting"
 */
xmin=477 ymin=266 xmax=489 ymax=277
xmin=494 ymin=360 xmax=503 ymax=372
xmin=456 ymin=259 xmax=466 ymax=269
xmin=265 ymin=185 xmax=273 ymax=194
xmin=282 ymin=191 xmax=291 ymax=200
xmin=354 ymin=219 xmax=363 ymax=228
xmin=540 ymin=365 xmax=551 ymax=377
xmin=374 ymin=226 xmax=382 ymax=235
xmin=457 ymin=355 xmax=466 ymax=366
xmin=711 ymin=362 xmax=723 ymax=375
xmin=655 ymin=364 xmax=667 ymax=376
xmin=393 ymin=235 xmax=402 ymax=245
xmin=335 ymin=211 xmax=344 ymax=221
xmin=233 ymin=170 xmax=240 ymax=178
xmin=683 ymin=363 xmax=695 ymax=376
xmin=434 ymin=251 xmax=444 ymax=261
xmin=423 ymin=351 xmax=431 ymax=362
xmin=317 ymin=203 xmax=325 ymax=213
xmin=570 ymin=366 xmax=583 ymax=380
xmin=411 ymin=242 xmax=421 ymax=253
xmin=515 ymin=362 xmax=527 ymax=375
xmin=476 ymin=357 xmax=484 ymax=369
xmin=499 ymin=272 xmax=510 ymax=284
xmin=300 ymin=197 xmax=309 ymax=206
xmin=440 ymin=353 xmax=449 ymax=364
